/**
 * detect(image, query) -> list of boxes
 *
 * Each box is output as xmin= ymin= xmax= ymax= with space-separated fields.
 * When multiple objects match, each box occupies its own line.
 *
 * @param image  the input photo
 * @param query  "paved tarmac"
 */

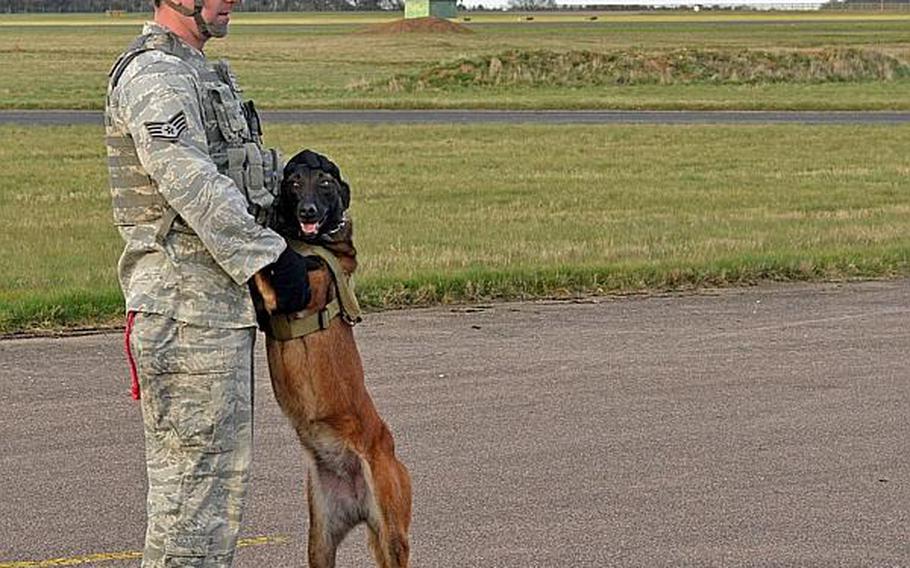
xmin=2 ymin=109 xmax=910 ymax=126
xmin=1 ymin=280 xmax=908 ymax=567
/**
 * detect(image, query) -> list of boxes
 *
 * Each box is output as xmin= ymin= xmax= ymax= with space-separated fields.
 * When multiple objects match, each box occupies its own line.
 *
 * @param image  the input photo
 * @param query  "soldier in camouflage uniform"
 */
xmin=105 ymin=0 xmax=316 ymax=565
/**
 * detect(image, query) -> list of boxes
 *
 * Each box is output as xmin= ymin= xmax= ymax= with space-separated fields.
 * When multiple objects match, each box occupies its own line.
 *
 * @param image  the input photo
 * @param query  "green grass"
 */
xmin=2 ymin=122 xmax=909 ymax=334
xmin=1 ymin=12 xmax=909 ymax=110
xmin=379 ymin=48 xmax=910 ymax=90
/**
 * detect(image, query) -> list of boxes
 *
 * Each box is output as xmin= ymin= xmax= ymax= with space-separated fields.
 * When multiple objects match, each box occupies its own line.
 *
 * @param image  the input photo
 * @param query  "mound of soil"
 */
xmin=371 ymin=47 xmax=908 ymax=91
xmin=361 ymin=16 xmax=472 ymax=34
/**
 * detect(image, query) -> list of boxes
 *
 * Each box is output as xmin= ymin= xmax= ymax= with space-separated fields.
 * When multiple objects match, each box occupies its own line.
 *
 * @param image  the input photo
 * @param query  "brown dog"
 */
xmin=252 ymin=152 xmax=411 ymax=568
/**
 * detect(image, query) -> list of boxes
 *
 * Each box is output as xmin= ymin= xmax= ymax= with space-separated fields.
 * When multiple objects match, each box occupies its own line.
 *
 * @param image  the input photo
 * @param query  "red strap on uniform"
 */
xmin=124 ymin=311 xmax=140 ymax=400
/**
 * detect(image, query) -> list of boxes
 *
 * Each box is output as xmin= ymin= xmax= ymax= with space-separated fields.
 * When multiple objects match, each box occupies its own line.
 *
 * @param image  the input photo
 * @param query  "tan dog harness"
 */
xmin=267 ymin=242 xmax=362 ymax=341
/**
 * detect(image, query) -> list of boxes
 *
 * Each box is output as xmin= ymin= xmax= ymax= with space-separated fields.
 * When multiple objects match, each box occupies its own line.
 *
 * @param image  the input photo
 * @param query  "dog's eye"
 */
xmin=319 ymin=179 xmax=332 ymax=187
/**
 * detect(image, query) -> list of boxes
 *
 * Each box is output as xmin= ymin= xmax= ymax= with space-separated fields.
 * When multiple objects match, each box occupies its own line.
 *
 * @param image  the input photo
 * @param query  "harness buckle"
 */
xmin=318 ymin=309 xmax=330 ymax=330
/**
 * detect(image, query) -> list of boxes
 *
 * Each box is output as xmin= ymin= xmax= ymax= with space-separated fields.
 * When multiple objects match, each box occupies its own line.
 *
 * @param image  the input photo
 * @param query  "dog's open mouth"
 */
xmin=299 ymin=217 xmax=325 ymax=237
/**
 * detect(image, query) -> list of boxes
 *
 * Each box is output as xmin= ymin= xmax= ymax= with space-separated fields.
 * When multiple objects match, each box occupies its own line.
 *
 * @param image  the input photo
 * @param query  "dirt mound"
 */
xmin=361 ymin=16 xmax=472 ymax=34
xmin=369 ymin=48 xmax=909 ymax=91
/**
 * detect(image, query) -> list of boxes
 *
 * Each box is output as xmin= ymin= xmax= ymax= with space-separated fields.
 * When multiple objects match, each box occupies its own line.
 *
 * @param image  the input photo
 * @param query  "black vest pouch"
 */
xmin=206 ymin=64 xmax=281 ymax=227
xmin=243 ymin=100 xmax=262 ymax=141
xmin=242 ymin=99 xmax=282 ymax=226
xmin=209 ymin=84 xmax=248 ymax=145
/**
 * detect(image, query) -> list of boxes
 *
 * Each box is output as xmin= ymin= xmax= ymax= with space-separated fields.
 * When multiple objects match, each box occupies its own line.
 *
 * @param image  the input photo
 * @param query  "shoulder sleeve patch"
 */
xmin=144 ymin=111 xmax=188 ymax=142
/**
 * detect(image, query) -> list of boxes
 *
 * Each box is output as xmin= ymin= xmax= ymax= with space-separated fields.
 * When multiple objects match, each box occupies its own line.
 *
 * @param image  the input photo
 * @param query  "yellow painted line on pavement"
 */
xmin=0 ymin=535 xmax=290 ymax=568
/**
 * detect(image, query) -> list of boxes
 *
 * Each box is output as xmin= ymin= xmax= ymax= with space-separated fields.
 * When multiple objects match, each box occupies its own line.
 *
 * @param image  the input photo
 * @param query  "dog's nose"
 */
xmin=301 ymin=203 xmax=318 ymax=219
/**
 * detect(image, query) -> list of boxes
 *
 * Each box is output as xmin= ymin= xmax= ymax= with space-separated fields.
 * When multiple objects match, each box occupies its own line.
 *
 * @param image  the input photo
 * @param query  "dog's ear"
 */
xmin=286 ymin=149 xmax=341 ymax=179
xmin=283 ymin=150 xmax=308 ymax=177
xmin=338 ymin=180 xmax=351 ymax=211
xmin=271 ymin=182 xmax=297 ymax=238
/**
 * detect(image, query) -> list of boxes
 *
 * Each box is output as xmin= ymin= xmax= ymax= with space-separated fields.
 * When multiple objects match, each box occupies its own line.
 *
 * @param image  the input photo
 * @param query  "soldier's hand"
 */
xmin=268 ymin=247 xmax=312 ymax=314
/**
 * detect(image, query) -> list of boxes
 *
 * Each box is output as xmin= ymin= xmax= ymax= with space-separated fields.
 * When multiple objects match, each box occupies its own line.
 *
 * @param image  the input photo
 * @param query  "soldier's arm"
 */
xmin=115 ymin=56 xmax=284 ymax=285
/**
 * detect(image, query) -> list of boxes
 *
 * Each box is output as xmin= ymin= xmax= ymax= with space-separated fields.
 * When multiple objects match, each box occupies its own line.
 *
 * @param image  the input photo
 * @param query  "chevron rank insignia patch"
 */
xmin=144 ymin=111 xmax=188 ymax=142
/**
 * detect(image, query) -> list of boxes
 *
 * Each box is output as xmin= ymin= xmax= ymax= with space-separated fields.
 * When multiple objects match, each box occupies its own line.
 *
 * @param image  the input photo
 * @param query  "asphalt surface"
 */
xmin=3 ymin=109 xmax=910 ymax=125
xmin=1 ymin=280 xmax=909 ymax=567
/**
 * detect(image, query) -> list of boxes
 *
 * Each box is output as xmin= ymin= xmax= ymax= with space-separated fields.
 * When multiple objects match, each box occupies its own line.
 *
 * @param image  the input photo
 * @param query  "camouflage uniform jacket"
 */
xmin=105 ymin=22 xmax=285 ymax=328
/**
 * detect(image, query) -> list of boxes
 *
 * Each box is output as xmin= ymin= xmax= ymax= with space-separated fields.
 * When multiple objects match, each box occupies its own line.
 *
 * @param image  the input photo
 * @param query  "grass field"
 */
xmin=1 ymin=12 xmax=909 ymax=333
xmin=1 ymin=122 xmax=908 ymax=334
xmin=1 ymin=12 xmax=909 ymax=110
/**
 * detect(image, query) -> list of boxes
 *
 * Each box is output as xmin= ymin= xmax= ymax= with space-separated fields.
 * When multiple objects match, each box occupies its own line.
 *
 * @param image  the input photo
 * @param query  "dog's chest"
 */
xmin=265 ymin=331 xmax=364 ymax=422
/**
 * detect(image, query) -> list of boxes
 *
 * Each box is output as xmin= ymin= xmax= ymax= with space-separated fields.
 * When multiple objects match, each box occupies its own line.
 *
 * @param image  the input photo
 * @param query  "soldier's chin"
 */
xmin=206 ymin=22 xmax=229 ymax=38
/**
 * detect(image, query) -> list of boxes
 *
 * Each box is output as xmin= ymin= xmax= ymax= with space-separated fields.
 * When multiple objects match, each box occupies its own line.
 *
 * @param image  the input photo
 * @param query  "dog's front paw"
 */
xmin=253 ymin=272 xmax=279 ymax=314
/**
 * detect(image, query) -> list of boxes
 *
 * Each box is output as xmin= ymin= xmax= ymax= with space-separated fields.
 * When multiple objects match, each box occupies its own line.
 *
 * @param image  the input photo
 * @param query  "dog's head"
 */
xmin=275 ymin=150 xmax=351 ymax=243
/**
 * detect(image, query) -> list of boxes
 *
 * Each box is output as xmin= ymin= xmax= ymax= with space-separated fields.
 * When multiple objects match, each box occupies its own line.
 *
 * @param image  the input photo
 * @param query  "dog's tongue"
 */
xmin=301 ymin=222 xmax=319 ymax=235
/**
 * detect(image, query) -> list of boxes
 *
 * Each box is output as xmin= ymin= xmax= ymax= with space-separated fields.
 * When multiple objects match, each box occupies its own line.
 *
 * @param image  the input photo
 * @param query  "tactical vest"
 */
xmin=105 ymin=31 xmax=280 ymax=241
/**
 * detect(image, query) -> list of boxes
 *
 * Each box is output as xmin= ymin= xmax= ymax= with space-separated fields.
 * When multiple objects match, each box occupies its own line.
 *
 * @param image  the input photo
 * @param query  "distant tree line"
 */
xmin=820 ymin=0 xmax=910 ymax=7
xmin=507 ymin=0 xmax=555 ymax=8
xmin=0 ymin=0 xmax=404 ymax=12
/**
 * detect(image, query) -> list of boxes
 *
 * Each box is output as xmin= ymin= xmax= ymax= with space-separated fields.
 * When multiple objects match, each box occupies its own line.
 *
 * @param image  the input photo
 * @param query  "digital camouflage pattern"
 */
xmin=129 ymin=312 xmax=255 ymax=567
xmin=106 ymin=22 xmax=282 ymax=568
xmin=106 ymin=22 xmax=285 ymax=328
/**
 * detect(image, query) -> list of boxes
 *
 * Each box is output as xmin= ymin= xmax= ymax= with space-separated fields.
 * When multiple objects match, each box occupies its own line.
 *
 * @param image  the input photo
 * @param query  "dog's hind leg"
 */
xmin=367 ymin=524 xmax=409 ymax=568
xmin=306 ymin=474 xmax=341 ymax=568
xmin=365 ymin=450 xmax=412 ymax=568
xmin=306 ymin=446 xmax=372 ymax=568
xmin=300 ymin=433 xmax=336 ymax=567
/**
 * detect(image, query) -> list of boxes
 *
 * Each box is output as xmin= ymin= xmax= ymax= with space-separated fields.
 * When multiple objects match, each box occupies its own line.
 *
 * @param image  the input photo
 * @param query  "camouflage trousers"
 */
xmin=129 ymin=312 xmax=256 ymax=568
